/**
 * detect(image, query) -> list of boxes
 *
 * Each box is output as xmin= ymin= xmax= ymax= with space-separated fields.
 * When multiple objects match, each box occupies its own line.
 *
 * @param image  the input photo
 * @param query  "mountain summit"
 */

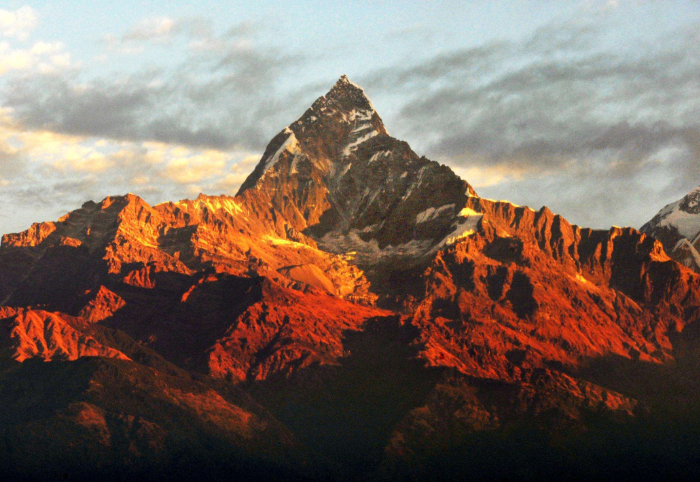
xmin=238 ymin=74 xmax=387 ymax=195
xmin=239 ymin=75 xmax=477 ymax=270
xmin=3 ymin=77 xmax=700 ymax=480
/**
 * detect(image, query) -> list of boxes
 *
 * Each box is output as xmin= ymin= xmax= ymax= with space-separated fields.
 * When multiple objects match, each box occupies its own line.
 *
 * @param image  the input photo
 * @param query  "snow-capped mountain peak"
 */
xmin=237 ymin=76 xmax=477 ymax=268
xmin=642 ymin=184 xmax=700 ymax=271
xmin=679 ymin=186 xmax=700 ymax=214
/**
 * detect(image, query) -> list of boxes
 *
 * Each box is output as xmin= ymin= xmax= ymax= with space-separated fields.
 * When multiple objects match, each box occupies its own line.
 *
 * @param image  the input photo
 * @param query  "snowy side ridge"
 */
xmin=672 ymin=239 xmax=700 ymax=270
xmin=264 ymin=128 xmax=299 ymax=171
xmin=416 ymin=204 xmax=455 ymax=224
xmin=343 ymin=129 xmax=379 ymax=157
xmin=642 ymin=184 xmax=700 ymax=272
xmin=652 ymin=194 xmax=700 ymax=240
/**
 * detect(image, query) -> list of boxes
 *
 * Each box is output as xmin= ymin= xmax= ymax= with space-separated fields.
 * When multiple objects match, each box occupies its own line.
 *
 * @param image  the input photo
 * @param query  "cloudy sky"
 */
xmin=0 ymin=0 xmax=699 ymax=235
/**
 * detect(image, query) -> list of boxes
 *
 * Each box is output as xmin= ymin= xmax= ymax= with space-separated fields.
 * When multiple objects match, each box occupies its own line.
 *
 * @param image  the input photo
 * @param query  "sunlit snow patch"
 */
xmin=430 ymin=207 xmax=484 ymax=250
xmin=264 ymin=128 xmax=299 ymax=171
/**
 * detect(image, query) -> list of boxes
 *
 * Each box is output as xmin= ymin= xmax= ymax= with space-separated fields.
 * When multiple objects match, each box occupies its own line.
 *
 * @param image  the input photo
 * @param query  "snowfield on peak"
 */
xmin=642 ymin=184 xmax=700 ymax=272
xmin=342 ymin=129 xmax=379 ymax=157
xmin=415 ymin=204 xmax=455 ymax=224
xmin=232 ymin=74 xmax=479 ymax=269
xmin=6 ymin=75 xmax=700 ymax=481
xmin=440 ymin=209 xmax=483 ymax=248
xmin=265 ymin=128 xmax=300 ymax=171
xmin=653 ymin=198 xmax=700 ymax=239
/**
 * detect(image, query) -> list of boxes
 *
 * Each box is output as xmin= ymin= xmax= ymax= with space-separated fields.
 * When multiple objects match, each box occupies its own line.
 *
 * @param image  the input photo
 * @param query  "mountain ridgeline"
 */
xmin=2 ymin=76 xmax=700 ymax=481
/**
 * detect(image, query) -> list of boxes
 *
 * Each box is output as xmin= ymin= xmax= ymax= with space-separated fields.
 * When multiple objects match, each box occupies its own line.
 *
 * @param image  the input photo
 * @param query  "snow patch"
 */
xmin=655 ymin=199 xmax=700 ymax=240
xmin=416 ymin=204 xmax=455 ymax=224
xmin=290 ymin=156 xmax=301 ymax=174
xmin=433 ymin=209 xmax=483 ymax=250
xmin=673 ymin=239 xmax=700 ymax=268
xmin=674 ymin=238 xmax=688 ymax=250
xmin=264 ymin=128 xmax=299 ymax=171
xmin=458 ymin=207 xmax=482 ymax=217
xmin=445 ymin=217 xmax=481 ymax=245
xmin=170 ymin=197 xmax=244 ymax=218
xmin=567 ymin=272 xmax=599 ymax=291
xmin=319 ymin=229 xmax=434 ymax=264
xmin=353 ymin=108 xmax=374 ymax=122
xmin=343 ymin=130 xmax=378 ymax=156
xmin=206 ymin=198 xmax=243 ymax=217
xmin=402 ymin=166 xmax=429 ymax=201
xmin=368 ymin=151 xmax=390 ymax=163
xmin=331 ymin=162 xmax=352 ymax=180
xmin=691 ymin=231 xmax=700 ymax=246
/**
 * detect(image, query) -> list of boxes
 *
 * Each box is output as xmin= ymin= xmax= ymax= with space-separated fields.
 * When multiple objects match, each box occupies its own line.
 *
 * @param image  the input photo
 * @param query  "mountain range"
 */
xmin=2 ymin=76 xmax=700 ymax=481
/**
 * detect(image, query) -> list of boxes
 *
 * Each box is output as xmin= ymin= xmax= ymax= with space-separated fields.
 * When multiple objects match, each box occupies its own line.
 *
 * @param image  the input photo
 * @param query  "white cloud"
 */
xmin=123 ymin=17 xmax=179 ymax=43
xmin=0 ymin=106 xmax=255 ymax=210
xmin=30 ymin=41 xmax=63 ymax=55
xmin=0 ymin=6 xmax=37 ymax=41
xmin=450 ymin=165 xmax=527 ymax=189
xmin=120 ymin=16 xmax=215 ymax=45
xmin=0 ymin=41 xmax=76 ymax=75
xmin=163 ymin=151 xmax=228 ymax=183
xmin=0 ymin=42 xmax=33 ymax=72
xmin=59 ymin=150 xmax=112 ymax=173
xmin=101 ymin=33 xmax=145 ymax=55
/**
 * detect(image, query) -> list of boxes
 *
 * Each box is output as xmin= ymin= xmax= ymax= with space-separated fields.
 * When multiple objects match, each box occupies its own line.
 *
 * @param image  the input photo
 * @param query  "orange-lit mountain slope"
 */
xmin=3 ymin=76 xmax=700 ymax=480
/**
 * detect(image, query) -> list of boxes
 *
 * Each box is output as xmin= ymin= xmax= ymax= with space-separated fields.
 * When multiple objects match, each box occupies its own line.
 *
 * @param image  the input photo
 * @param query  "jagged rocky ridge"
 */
xmin=2 ymin=76 xmax=700 ymax=480
xmin=238 ymin=75 xmax=478 ymax=269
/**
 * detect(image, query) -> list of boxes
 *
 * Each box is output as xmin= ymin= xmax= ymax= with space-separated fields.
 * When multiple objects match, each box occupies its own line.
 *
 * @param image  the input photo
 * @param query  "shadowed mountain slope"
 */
xmin=2 ymin=76 xmax=700 ymax=480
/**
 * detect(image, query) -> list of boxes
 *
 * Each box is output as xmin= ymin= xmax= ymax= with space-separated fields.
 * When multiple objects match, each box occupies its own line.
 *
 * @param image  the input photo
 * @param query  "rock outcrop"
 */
xmin=3 ymin=76 xmax=700 ymax=480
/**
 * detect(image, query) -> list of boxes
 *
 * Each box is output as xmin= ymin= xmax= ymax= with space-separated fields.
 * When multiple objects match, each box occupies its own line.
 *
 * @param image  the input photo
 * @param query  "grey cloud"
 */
xmin=121 ymin=16 xmax=213 ymax=44
xmin=3 ymin=10 xmax=699 ymax=233
xmin=3 ymin=36 xmax=310 ymax=151
xmin=364 ymin=42 xmax=510 ymax=93
xmin=0 ymin=149 xmax=24 ymax=179
xmin=0 ymin=175 xmax=105 ymax=235
xmin=360 ymin=20 xmax=700 ymax=228
xmin=224 ymin=20 xmax=258 ymax=39
xmin=383 ymin=24 xmax=436 ymax=43
xmin=524 ymin=20 xmax=598 ymax=54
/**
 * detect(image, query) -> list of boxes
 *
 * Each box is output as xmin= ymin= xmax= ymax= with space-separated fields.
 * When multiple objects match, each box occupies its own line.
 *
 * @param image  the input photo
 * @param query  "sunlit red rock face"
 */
xmin=408 ymin=197 xmax=700 ymax=380
xmin=99 ymin=272 xmax=388 ymax=382
xmin=3 ymin=76 xmax=700 ymax=480
xmin=0 ymin=308 xmax=128 ymax=362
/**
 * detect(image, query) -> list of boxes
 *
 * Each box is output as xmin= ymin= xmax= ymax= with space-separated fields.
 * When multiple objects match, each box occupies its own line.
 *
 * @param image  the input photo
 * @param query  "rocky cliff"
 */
xmin=2 ymin=76 xmax=700 ymax=481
